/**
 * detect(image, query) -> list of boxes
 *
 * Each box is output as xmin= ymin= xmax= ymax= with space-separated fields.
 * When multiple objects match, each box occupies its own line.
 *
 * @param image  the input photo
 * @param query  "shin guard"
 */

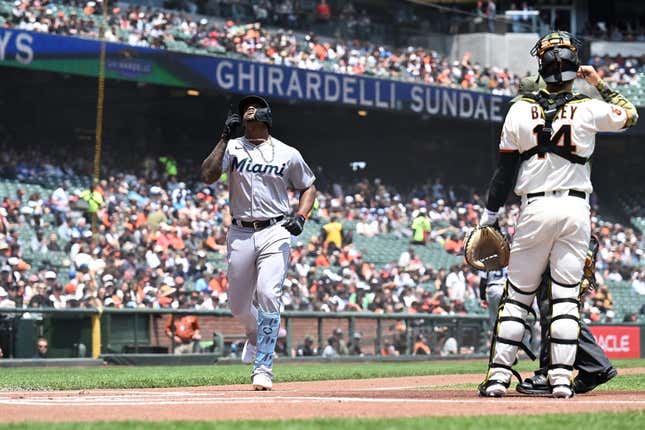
xmin=548 ymin=277 xmax=580 ymax=388
xmin=254 ymin=310 xmax=280 ymax=371
xmin=483 ymin=279 xmax=538 ymax=386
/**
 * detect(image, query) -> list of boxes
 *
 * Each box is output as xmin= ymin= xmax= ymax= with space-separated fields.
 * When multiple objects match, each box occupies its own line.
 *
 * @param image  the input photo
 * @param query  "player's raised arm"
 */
xmin=577 ymin=65 xmax=639 ymax=131
xmin=200 ymin=110 xmax=240 ymax=184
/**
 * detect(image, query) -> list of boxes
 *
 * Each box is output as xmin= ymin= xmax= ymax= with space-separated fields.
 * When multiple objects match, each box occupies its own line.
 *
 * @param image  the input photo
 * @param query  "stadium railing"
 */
xmin=0 ymin=307 xmax=489 ymax=361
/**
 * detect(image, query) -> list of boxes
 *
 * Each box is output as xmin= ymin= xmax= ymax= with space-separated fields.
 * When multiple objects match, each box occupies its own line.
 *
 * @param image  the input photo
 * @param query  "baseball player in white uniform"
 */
xmin=477 ymin=32 xmax=638 ymax=398
xmin=201 ymin=95 xmax=316 ymax=390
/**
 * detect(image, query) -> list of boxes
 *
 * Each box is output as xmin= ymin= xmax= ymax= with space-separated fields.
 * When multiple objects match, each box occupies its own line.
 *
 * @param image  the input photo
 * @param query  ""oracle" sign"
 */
xmin=590 ymin=326 xmax=641 ymax=359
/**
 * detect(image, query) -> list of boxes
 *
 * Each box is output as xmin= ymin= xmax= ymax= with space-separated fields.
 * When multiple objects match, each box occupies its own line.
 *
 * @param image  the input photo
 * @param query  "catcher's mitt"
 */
xmin=580 ymin=235 xmax=600 ymax=296
xmin=464 ymin=225 xmax=510 ymax=271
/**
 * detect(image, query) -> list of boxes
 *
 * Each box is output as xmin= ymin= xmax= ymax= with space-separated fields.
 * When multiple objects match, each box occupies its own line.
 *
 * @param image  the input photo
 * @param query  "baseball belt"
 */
xmin=233 ymin=216 xmax=284 ymax=231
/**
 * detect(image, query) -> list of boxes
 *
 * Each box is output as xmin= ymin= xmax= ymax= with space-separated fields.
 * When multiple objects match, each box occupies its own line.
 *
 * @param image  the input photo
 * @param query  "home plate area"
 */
xmin=1 ymin=374 xmax=644 ymax=422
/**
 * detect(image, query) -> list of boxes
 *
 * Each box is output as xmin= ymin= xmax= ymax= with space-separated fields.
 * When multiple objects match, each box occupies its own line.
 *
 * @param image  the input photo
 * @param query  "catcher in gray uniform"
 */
xmin=201 ymin=95 xmax=316 ymax=390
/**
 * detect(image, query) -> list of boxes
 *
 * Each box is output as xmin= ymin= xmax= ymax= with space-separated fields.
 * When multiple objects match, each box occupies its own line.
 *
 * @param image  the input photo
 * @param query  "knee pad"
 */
xmin=254 ymin=310 xmax=280 ymax=370
xmin=548 ymin=277 xmax=580 ymax=378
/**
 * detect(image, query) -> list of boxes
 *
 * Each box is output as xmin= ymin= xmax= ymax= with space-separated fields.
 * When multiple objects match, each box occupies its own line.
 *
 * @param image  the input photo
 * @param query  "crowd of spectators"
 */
xmin=0 ymin=132 xmax=643 ymax=361
xmin=582 ymin=19 xmax=645 ymax=42
xmin=3 ymin=0 xmax=521 ymax=95
xmin=0 ymin=137 xmax=643 ymax=333
xmin=5 ymin=1 xmax=645 ymax=96
xmin=589 ymin=55 xmax=643 ymax=88
xmin=0 ymin=144 xmax=480 ymax=317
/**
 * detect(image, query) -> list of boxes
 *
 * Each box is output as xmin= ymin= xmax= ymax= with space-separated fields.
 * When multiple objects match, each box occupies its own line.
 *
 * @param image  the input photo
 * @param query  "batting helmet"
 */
xmin=510 ymin=75 xmax=546 ymax=103
xmin=530 ymin=31 xmax=581 ymax=84
xmin=238 ymin=95 xmax=272 ymax=129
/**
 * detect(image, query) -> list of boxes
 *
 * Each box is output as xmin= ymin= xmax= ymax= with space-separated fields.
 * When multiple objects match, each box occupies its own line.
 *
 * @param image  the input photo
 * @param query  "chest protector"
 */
xmin=519 ymin=91 xmax=590 ymax=165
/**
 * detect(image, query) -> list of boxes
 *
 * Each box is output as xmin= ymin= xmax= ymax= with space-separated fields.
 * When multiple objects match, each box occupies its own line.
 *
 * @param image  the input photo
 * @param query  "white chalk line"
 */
xmin=349 ymin=385 xmax=436 ymax=391
xmin=1 ymin=395 xmax=644 ymax=407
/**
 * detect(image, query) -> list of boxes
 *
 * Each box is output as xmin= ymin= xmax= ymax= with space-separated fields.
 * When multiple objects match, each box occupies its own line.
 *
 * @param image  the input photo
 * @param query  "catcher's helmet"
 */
xmin=238 ymin=95 xmax=272 ymax=129
xmin=530 ymin=31 xmax=582 ymax=84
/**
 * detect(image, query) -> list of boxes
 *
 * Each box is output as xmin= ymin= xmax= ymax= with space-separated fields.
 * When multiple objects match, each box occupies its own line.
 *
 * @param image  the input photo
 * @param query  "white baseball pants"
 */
xmin=226 ymin=223 xmax=291 ymax=345
xmin=487 ymin=193 xmax=590 ymax=388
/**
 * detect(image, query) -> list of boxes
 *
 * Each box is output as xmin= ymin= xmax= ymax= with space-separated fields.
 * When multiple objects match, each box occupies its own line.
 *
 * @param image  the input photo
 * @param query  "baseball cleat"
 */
xmin=241 ymin=340 xmax=257 ymax=364
xmin=573 ymin=367 xmax=617 ymax=394
xmin=252 ymin=372 xmax=273 ymax=391
xmin=551 ymin=384 xmax=574 ymax=399
xmin=478 ymin=380 xmax=508 ymax=397
xmin=516 ymin=373 xmax=550 ymax=395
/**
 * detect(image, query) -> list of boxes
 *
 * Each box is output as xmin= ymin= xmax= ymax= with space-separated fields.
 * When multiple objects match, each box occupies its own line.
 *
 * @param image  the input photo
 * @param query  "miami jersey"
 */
xmin=500 ymin=94 xmax=629 ymax=196
xmin=222 ymin=136 xmax=315 ymax=221
xmin=479 ymin=268 xmax=508 ymax=288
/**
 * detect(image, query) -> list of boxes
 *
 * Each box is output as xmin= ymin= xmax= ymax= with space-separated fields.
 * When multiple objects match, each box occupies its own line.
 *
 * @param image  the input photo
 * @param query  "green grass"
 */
xmin=595 ymin=373 xmax=645 ymax=391
xmin=0 ymin=359 xmax=643 ymax=391
xmin=1 ymin=412 xmax=644 ymax=430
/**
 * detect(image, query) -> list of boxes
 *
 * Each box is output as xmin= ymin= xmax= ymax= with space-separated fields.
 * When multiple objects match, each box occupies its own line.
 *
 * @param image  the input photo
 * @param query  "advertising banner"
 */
xmin=0 ymin=29 xmax=509 ymax=121
xmin=589 ymin=325 xmax=641 ymax=359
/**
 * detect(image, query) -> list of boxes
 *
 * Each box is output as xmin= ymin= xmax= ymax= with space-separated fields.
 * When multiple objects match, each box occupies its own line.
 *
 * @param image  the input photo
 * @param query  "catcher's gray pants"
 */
xmin=537 ymin=286 xmax=612 ymax=375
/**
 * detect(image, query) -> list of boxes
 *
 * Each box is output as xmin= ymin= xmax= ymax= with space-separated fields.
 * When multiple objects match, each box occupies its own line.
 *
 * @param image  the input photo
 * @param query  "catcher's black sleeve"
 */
xmin=485 ymin=151 xmax=520 ymax=212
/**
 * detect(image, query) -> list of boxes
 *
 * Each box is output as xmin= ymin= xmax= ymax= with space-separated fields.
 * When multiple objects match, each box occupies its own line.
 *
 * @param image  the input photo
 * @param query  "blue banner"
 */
xmin=0 ymin=29 xmax=510 ymax=122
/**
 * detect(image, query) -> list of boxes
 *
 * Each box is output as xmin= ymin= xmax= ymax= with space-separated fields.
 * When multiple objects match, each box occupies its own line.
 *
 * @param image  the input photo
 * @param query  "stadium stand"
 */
xmin=0 ymin=139 xmax=642 ymax=325
xmin=0 ymin=2 xmax=642 ymax=363
xmin=1 ymin=0 xmax=522 ymax=94
xmin=3 ymin=1 xmax=644 ymax=104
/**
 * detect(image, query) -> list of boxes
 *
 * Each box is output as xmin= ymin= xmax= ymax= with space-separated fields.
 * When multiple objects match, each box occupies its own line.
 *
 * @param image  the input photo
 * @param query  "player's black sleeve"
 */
xmin=485 ymin=151 xmax=520 ymax=212
xmin=479 ymin=276 xmax=488 ymax=301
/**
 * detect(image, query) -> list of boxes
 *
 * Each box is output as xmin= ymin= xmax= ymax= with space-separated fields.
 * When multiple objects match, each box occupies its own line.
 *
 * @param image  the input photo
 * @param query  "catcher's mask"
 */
xmin=530 ymin=31 xmax=582 ymax=84
xmin=238 ymin=95 xmax=272 ymax=130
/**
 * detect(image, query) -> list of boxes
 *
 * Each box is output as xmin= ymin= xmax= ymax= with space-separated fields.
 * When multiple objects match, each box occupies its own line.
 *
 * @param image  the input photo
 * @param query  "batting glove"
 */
xmin=222 ymin=110 xmax=241 ymax=139
xmin=283 ymin=214 xmax=306 ymax=236
xmin=480 ymin=209 xmax=499 ymax=227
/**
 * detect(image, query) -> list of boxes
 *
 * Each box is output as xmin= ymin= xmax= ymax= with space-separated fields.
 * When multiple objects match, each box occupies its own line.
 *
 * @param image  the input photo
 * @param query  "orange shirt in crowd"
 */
xmin=209 ymin=275 xmax=229 ymax=295
xmin=315 ymin=254 xmax=330 ymax=267
xmin=156 ymin=232 xmax=171 ymax=249
xmin=165 ymin=315 xmax=199 ymax=343
xmin=205 ymin=235 xmax=220 ymax=251
xmin=314 ymin=43 xmax=327 ymax=60
xmin=167 ymin=233 xmax=185 ymax=250
xmin=101 ymin=212 xmax=111 ymax=227
xmin=444 ymin=238 xmax=463 ymax=254
xmin=414 ymin=341 xmax=431 ymax=355
xmin=136 ymin=212 xmax=147 ymax=228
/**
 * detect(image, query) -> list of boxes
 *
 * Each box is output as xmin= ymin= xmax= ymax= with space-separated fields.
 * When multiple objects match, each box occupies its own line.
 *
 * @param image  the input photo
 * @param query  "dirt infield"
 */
xmin=1 ymin=369 xmax=644 ymax=422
